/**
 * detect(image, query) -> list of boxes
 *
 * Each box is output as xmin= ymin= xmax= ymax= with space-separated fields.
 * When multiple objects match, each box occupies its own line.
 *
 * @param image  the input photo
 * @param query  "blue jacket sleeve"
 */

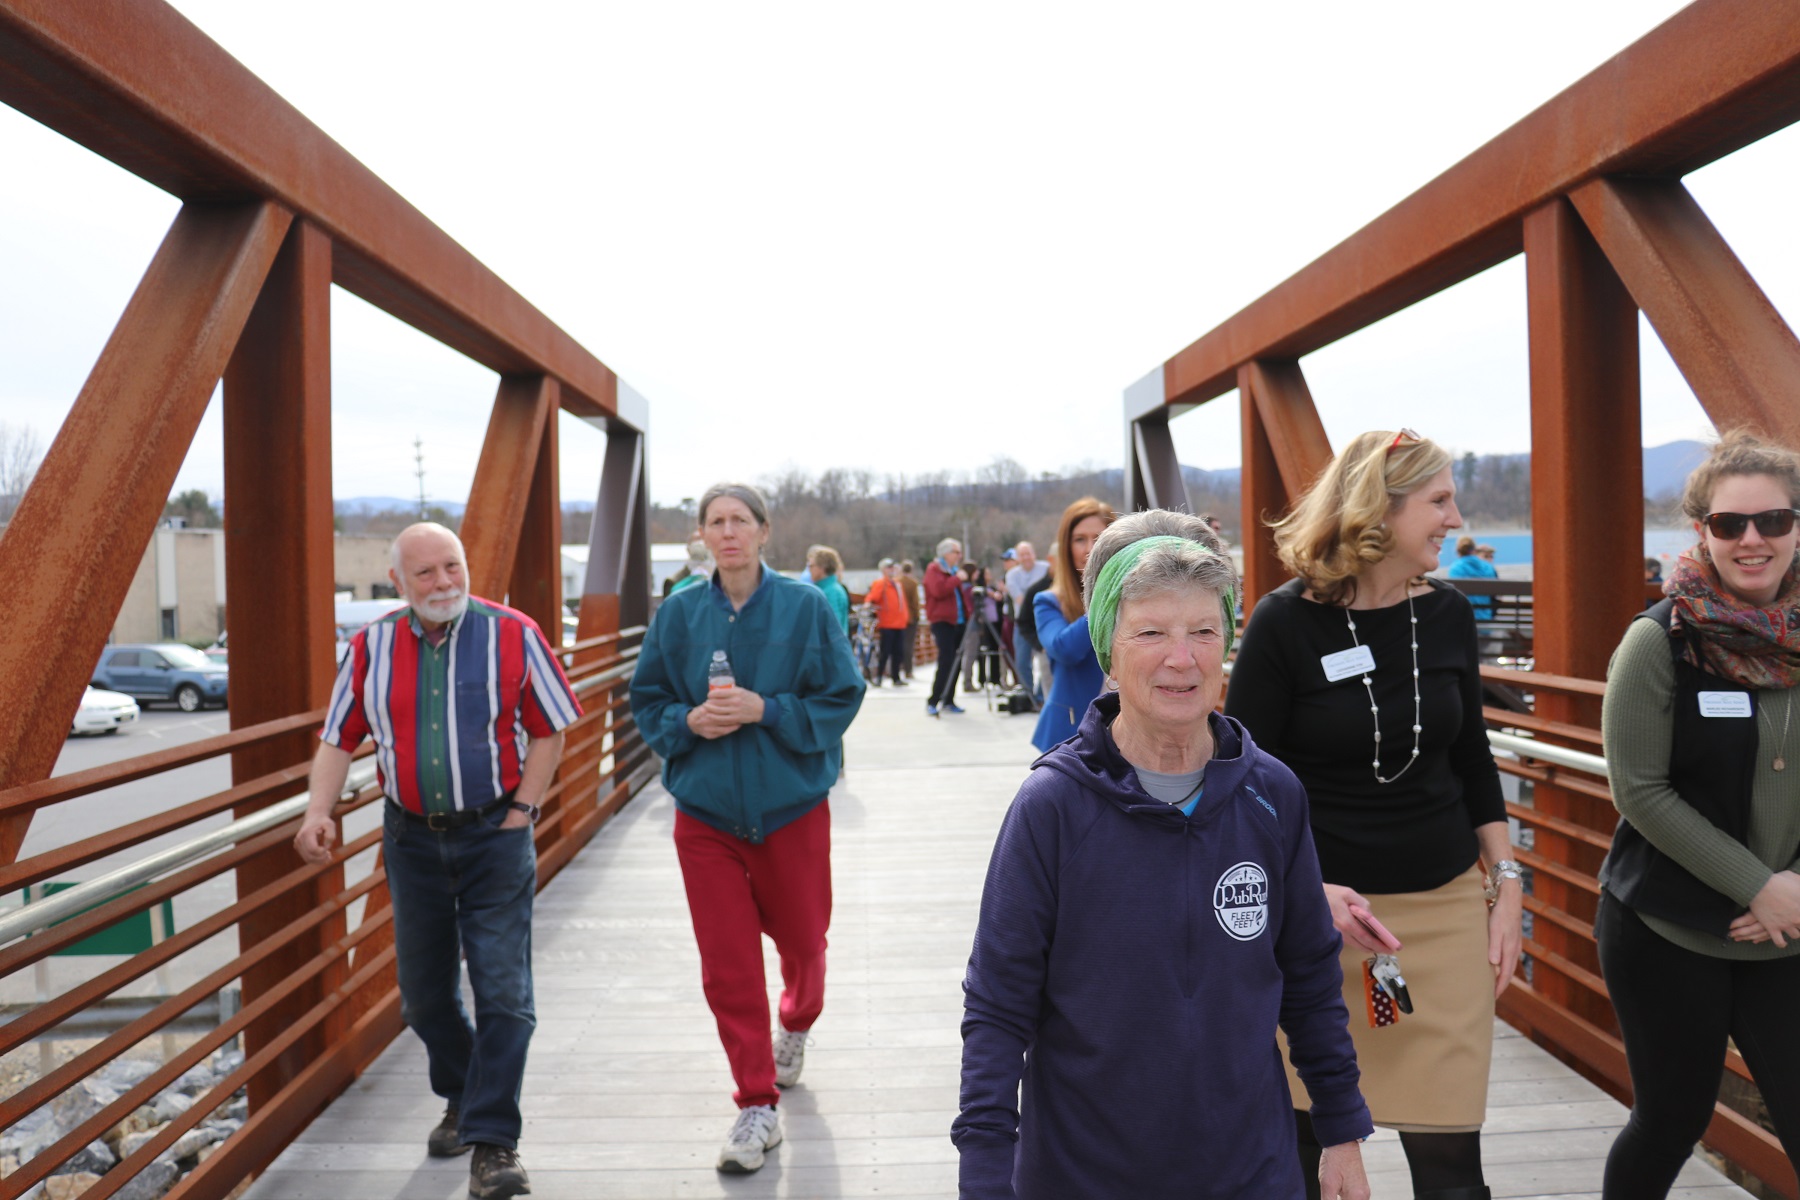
xmin=763 ymin=591 xmax=866 ymax=755
xmin=1035 ymin=591 xmax=1091 ymax=667
xmin=627 ymin=607 xmax=699 ymax=761
xmin=952 ymin=782 xmax=1060 ymax=1199
xmin=1270 ymin=767 xmax=1374 ymax=1147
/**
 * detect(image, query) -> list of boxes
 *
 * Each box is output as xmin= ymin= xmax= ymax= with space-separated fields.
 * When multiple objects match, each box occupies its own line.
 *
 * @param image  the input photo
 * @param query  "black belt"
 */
xmin=390 ymin=791 xmax=524 ymax=832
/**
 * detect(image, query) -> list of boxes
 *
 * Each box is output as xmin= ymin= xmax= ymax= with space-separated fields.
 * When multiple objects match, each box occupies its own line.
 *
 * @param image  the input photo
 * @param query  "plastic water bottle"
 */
xmin=708 ymin=650 xmax=735 ymax=691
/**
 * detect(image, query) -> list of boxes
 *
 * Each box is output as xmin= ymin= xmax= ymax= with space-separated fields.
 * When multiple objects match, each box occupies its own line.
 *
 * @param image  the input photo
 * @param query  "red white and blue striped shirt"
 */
xmin=320 ymin=596 xmax=582 ymax=815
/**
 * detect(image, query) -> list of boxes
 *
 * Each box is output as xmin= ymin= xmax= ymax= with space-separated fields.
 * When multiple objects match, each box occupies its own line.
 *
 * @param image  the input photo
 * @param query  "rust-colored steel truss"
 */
xmin=0 ymin=1 xmax=654 ymax=1195
xmin=1125 ymin=2 xmax=1800 ymax=1194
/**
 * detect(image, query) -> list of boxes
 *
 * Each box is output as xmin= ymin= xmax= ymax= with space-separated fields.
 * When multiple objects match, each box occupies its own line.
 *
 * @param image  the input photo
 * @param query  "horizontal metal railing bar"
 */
xmin=0 ymin=761 xmax=377 ymax=948
xmin=1516 ymin=846 xmax=1603 ymax=897
xmin=1485 ymin=730 xmax=1609 ymax=777
xmin=1482 ymin=705 xmax=1604 ymax=748
xmin=1479 ymin=666 xmax=1609 ymax=698
xmin=0 ymin=708 xmax=327 ymax=816
xmin=0 ymin=821 xmax=384 ymax=1057
xmin=558 ymin=625 xmax=646 ymax=662
xmin=1496 ymin=758 xmax=1618 ymax=805
xmin=1 ymin=865 xmax=387 ymax=1136
xmin=573 ymin=650 xmax=641 ymax=693
xmin=3 ymin=911 xmax=395 ymax=1199
xmin=1505 ymin=800 xmax=1616 ymax=853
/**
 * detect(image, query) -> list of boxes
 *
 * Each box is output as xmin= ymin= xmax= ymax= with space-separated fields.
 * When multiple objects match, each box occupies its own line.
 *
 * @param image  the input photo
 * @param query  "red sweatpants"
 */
xmin=674 ymin=800 xmax=831 ymax=1109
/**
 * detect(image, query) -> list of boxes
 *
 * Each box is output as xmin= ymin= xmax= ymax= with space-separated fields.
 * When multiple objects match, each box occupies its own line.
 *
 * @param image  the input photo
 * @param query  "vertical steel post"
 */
xmin=221 ymin=219 xmax=347 ymax=1107
xmin=1524 ymin=197 xmax=1642 ymax=1030
xmin=1237 ymin=370 xmax=1291 ymax=614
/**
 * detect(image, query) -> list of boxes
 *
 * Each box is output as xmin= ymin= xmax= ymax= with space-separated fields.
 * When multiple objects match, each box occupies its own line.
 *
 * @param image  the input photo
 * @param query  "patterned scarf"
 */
xmin=1665 ymin=549 xmax=1800 ymax=689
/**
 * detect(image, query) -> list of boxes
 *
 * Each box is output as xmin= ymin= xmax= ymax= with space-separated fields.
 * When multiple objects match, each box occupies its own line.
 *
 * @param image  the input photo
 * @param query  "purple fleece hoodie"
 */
xmin=953 ymin=693 xmax=1372 ymax=1199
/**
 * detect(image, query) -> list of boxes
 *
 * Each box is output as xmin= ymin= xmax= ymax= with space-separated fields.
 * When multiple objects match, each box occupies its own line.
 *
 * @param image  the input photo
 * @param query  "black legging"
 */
xmin=876 ymin=628 xmax=904 ymax=684
xmin=1295 ymin=1110 xmax=1485 ymax=1199
xmin=929 ymin=621 xmax=963 ymax=708
xmin=1596 ymin=890 xmax=1800 ymax=1198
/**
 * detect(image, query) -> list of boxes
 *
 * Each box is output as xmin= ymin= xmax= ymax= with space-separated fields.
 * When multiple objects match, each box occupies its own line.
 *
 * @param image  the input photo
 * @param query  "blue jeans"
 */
xmin=1012 ymin=627 xmax=1041 ymax=703
xmin=383 ymin=803 xmax=537 ymax=1149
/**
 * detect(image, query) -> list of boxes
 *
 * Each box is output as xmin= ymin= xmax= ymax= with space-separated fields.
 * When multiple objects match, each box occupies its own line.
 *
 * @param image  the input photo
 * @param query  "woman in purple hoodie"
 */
xmin=954 ymin=510 xmax=1371 ymax=1200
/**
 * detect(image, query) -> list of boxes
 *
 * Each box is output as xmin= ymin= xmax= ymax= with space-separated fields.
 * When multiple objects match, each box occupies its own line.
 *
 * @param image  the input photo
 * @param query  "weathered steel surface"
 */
xmin=462 ymin=375 xmax=556 ymax=601
xmin=586 ymin=427 xmax=652 ymax=630
xmin=0 ymin=0 xmax=624 ymax=423
xmin=0 ymin=199 xmax=290 ymax=860
xmin=1570 ymin=176 xmax=1800 ymax=448
xmin=1241 ymin=359 xmax=1331 ymax=499
xmin=1236 ymin=383 xmax=1289 ymax=613
xmin=508 ymin=395 xmax=564 ymax=640
xmin=221 ymin=216 xmax=349 ymax=1108
xmin=1523 ymin=197 xmax=1642 ymax=1039
xmin=1126 ymin=418 xmax=1188 ymax=514
xmin=1159 ymin=0 xmax=1800 ymax=409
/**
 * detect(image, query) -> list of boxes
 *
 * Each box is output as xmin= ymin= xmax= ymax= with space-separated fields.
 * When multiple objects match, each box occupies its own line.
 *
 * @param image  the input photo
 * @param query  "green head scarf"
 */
xmin=1087 ymin=535 xmax=1237 ymax=674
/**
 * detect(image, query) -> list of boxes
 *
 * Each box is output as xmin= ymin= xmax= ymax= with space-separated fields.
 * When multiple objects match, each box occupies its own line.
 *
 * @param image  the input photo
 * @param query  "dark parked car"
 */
xmin=91 ymin=644 xmax=229 ymax=712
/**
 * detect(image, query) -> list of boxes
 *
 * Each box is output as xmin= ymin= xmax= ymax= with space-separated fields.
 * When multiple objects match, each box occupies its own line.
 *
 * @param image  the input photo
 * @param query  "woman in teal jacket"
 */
xmin=630 ymin=481 xmax=865 ymax=1174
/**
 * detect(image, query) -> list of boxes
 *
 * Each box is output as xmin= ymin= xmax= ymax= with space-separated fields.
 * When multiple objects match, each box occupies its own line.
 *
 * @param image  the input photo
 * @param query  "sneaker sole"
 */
xmin=716 ymin=1128 xmax=783 ymax=1173
xmin=468 ymin=1176 xmax=531 ymax=1200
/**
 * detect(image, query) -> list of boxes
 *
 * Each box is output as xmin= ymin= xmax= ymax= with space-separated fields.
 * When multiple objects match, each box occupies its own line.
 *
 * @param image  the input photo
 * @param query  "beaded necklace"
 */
xmin=1344 ymin=593 xmax=1422 ymax=784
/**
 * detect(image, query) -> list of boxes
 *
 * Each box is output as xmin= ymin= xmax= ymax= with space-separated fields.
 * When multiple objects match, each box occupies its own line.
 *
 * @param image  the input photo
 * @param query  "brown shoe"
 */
xmin=427 ymin=1106 xmax=469 ymax=1158
xmin=469 ymin=1143 xmax=531 ymax=1198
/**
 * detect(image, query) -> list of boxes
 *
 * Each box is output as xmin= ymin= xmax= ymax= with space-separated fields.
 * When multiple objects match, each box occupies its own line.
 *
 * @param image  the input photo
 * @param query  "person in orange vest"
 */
xmin=863 ymin=558 xmax=912 ymax=687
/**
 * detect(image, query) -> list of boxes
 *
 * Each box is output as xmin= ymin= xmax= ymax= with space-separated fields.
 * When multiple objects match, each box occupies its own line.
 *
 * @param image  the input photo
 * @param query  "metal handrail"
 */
xmin=0 ymin=761 xmax=378 ymax=948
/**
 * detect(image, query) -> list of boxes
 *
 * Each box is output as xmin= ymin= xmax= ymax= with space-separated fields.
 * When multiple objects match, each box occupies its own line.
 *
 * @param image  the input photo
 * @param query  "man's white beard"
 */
xmin=415 ymin=589 xmax=468 ymax=624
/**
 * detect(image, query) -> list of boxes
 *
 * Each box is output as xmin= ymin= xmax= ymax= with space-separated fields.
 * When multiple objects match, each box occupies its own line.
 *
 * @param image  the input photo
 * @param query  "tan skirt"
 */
xmin=1279 ymin=864 xmax=1494 ymax=1132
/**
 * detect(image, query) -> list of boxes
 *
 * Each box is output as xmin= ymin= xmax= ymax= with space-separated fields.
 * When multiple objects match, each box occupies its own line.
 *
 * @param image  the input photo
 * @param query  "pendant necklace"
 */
xmin=1761 ymin=691 xmax=1793 ymax=771
xmin=1345 ymin=592 xmax=1422 ymax=784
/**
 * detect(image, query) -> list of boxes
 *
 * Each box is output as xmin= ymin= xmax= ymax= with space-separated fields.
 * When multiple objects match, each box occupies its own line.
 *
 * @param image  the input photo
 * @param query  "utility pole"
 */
xmin=414 ymin=436 xmax=427 ymax=518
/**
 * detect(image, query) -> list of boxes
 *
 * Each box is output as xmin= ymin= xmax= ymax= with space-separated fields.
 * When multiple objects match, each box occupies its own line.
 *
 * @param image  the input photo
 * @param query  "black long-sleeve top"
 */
xmin=1224 ymin=578 xmax=1506 ymax=895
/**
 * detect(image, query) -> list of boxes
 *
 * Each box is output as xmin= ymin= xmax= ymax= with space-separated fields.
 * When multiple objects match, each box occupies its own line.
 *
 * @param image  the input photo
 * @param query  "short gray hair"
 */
xmin=1084 ymin=510 xmax=1234 ymax=615
xmin=698 ymin=481 xmax=770 ymax=527
xmin=685 ymin=538 xmax=709 ymax=567
xmin=935 ymin=537 xmax=962 ymax=559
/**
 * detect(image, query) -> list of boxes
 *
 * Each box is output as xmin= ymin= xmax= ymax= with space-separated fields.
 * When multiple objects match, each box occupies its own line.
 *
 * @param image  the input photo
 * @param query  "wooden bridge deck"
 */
xmin=244 ymin=686 xmax=1754 ymax=1199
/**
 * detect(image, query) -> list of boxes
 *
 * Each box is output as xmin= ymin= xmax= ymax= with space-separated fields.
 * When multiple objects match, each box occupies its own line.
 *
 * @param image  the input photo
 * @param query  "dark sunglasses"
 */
xmin=1701 ymin=508 xmax=1800 ymax=539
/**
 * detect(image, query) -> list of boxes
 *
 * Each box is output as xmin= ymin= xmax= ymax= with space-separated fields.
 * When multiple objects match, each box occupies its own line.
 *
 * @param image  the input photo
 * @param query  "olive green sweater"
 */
xmin=1602 ymin=617 xmax=1800 ymax=960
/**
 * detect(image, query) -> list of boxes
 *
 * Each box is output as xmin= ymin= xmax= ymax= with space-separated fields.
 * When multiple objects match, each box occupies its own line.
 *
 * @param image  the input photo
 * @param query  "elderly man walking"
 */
xmin=1004 ymin=541 xmax=1048 ymax=705
xmin=295 ymin=522 xmax=580 ymax=1200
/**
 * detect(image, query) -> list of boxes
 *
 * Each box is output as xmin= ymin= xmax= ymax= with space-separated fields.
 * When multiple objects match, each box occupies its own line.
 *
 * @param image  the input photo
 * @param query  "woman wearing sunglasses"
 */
xmin=1597 ymin=429 xmax=1800 ymax=1198
xmin=1225 ymin=429 xmax=1516 ymax=1200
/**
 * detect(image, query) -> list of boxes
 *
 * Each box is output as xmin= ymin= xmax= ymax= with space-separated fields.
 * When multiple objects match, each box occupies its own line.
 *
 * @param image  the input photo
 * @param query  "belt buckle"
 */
xmin=425 ymin=811 xmax=453 ymax=832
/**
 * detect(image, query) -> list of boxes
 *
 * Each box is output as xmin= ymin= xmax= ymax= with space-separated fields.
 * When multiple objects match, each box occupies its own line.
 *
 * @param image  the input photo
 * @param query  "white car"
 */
xmin=70 ymin=686 xmax=140 ymax=736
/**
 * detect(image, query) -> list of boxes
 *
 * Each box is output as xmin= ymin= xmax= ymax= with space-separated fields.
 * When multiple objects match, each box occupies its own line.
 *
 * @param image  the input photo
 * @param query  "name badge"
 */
xmin=1697 ymin=691 xmax=1753 ymax=718
xmin=1321 ymin=645 xmax=1377 ymax=683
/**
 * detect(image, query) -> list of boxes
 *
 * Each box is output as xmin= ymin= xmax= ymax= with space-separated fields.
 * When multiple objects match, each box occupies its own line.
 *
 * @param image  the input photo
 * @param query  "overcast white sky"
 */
xmin=1 ymin=1 xmax=1793 ymax=510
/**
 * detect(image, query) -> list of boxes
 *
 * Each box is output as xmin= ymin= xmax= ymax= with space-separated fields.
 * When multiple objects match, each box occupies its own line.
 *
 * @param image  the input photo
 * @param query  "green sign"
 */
xmin=21 ymin=883 xmax=177 ymax=956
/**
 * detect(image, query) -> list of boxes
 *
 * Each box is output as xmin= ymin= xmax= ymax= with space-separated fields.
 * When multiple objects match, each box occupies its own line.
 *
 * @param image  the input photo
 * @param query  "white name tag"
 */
xmin=1321 ymin=645 xmax=1377 ymax=683
xmin=1697 ymin=691 xmax=1753 ymax=718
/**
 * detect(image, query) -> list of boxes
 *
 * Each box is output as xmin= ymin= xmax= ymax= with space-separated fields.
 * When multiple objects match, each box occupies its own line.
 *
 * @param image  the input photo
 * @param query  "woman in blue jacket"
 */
xmin=1030 ymin=496 xmax=1114 ymax=751
xmin=957 ymin=510 xmax=1372 ymax=1199
xmin=630 ymin=482 xmax=865 ymax=1176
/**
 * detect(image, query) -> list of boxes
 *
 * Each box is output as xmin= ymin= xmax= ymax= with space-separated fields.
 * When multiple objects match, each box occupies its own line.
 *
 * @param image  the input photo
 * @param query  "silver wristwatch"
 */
xmin=1484 ymin=858 xmax=1523 ymax=904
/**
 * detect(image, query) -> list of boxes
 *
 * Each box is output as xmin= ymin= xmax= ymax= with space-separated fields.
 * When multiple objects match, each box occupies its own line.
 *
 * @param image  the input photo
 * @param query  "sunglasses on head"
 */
xmin=1386 ymin=427 xmax=1422 ymax=453
xmin=1701 ymin=508 xmax=1800 ymax=539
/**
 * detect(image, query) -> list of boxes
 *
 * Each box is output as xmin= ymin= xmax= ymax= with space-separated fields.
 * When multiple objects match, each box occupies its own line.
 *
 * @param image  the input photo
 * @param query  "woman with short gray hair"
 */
xmin=923 ymin=537 xmax=968 ymax=715
xmin=956 ymin=509 xmax=1371 ymax=1199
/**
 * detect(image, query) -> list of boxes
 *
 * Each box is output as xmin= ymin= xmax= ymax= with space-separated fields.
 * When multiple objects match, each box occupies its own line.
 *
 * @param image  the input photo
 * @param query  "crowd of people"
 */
xmin=295 ymin=428 xmax=1800 ymax=1200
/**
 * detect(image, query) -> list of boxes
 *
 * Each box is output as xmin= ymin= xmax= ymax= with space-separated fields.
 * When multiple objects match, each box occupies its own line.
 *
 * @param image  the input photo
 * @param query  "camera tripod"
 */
xmin=931 ymin=588 xmax=1026 ymax=715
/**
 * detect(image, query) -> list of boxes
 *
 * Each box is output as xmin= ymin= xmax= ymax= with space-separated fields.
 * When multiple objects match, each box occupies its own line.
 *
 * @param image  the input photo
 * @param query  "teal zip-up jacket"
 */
xmin=631 ymin=564 xmax=866 ymax=842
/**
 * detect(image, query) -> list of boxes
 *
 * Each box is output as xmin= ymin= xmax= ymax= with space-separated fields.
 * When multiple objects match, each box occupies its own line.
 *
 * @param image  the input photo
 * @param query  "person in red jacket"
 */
xmin=864 ymin=558 xmax=912 ymax=687
xmin=923 ymin=538 xmax=967 ymax=715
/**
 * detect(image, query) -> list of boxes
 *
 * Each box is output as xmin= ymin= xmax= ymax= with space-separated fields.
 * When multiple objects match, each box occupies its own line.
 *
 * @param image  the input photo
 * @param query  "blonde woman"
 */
xmin=1030 ymin=497 xmax=1115 ymax=751
xmin=1224 ymin=430 xmax=1518 ymax=1200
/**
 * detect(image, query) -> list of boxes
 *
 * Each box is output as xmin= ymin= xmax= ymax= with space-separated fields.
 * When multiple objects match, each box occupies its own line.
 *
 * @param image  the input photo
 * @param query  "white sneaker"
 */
xmin=773 ymin=1023 xmax=810 ymax=1088
xmin=717 ymin=1104 xmax=782 ymax=1173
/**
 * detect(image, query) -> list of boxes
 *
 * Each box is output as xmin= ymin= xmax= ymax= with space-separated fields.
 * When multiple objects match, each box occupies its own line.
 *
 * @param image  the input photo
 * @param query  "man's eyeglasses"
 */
xmin=1701 ymin=508 xmax=1800 ymax=540
xmin=1387 ymin=428 xmax=1422 ymax=453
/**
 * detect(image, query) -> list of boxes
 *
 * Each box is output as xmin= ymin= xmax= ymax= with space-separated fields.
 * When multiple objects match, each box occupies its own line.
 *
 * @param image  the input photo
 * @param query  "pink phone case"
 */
xmin=1348 ymin=903 xmax=1403 ymax=952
